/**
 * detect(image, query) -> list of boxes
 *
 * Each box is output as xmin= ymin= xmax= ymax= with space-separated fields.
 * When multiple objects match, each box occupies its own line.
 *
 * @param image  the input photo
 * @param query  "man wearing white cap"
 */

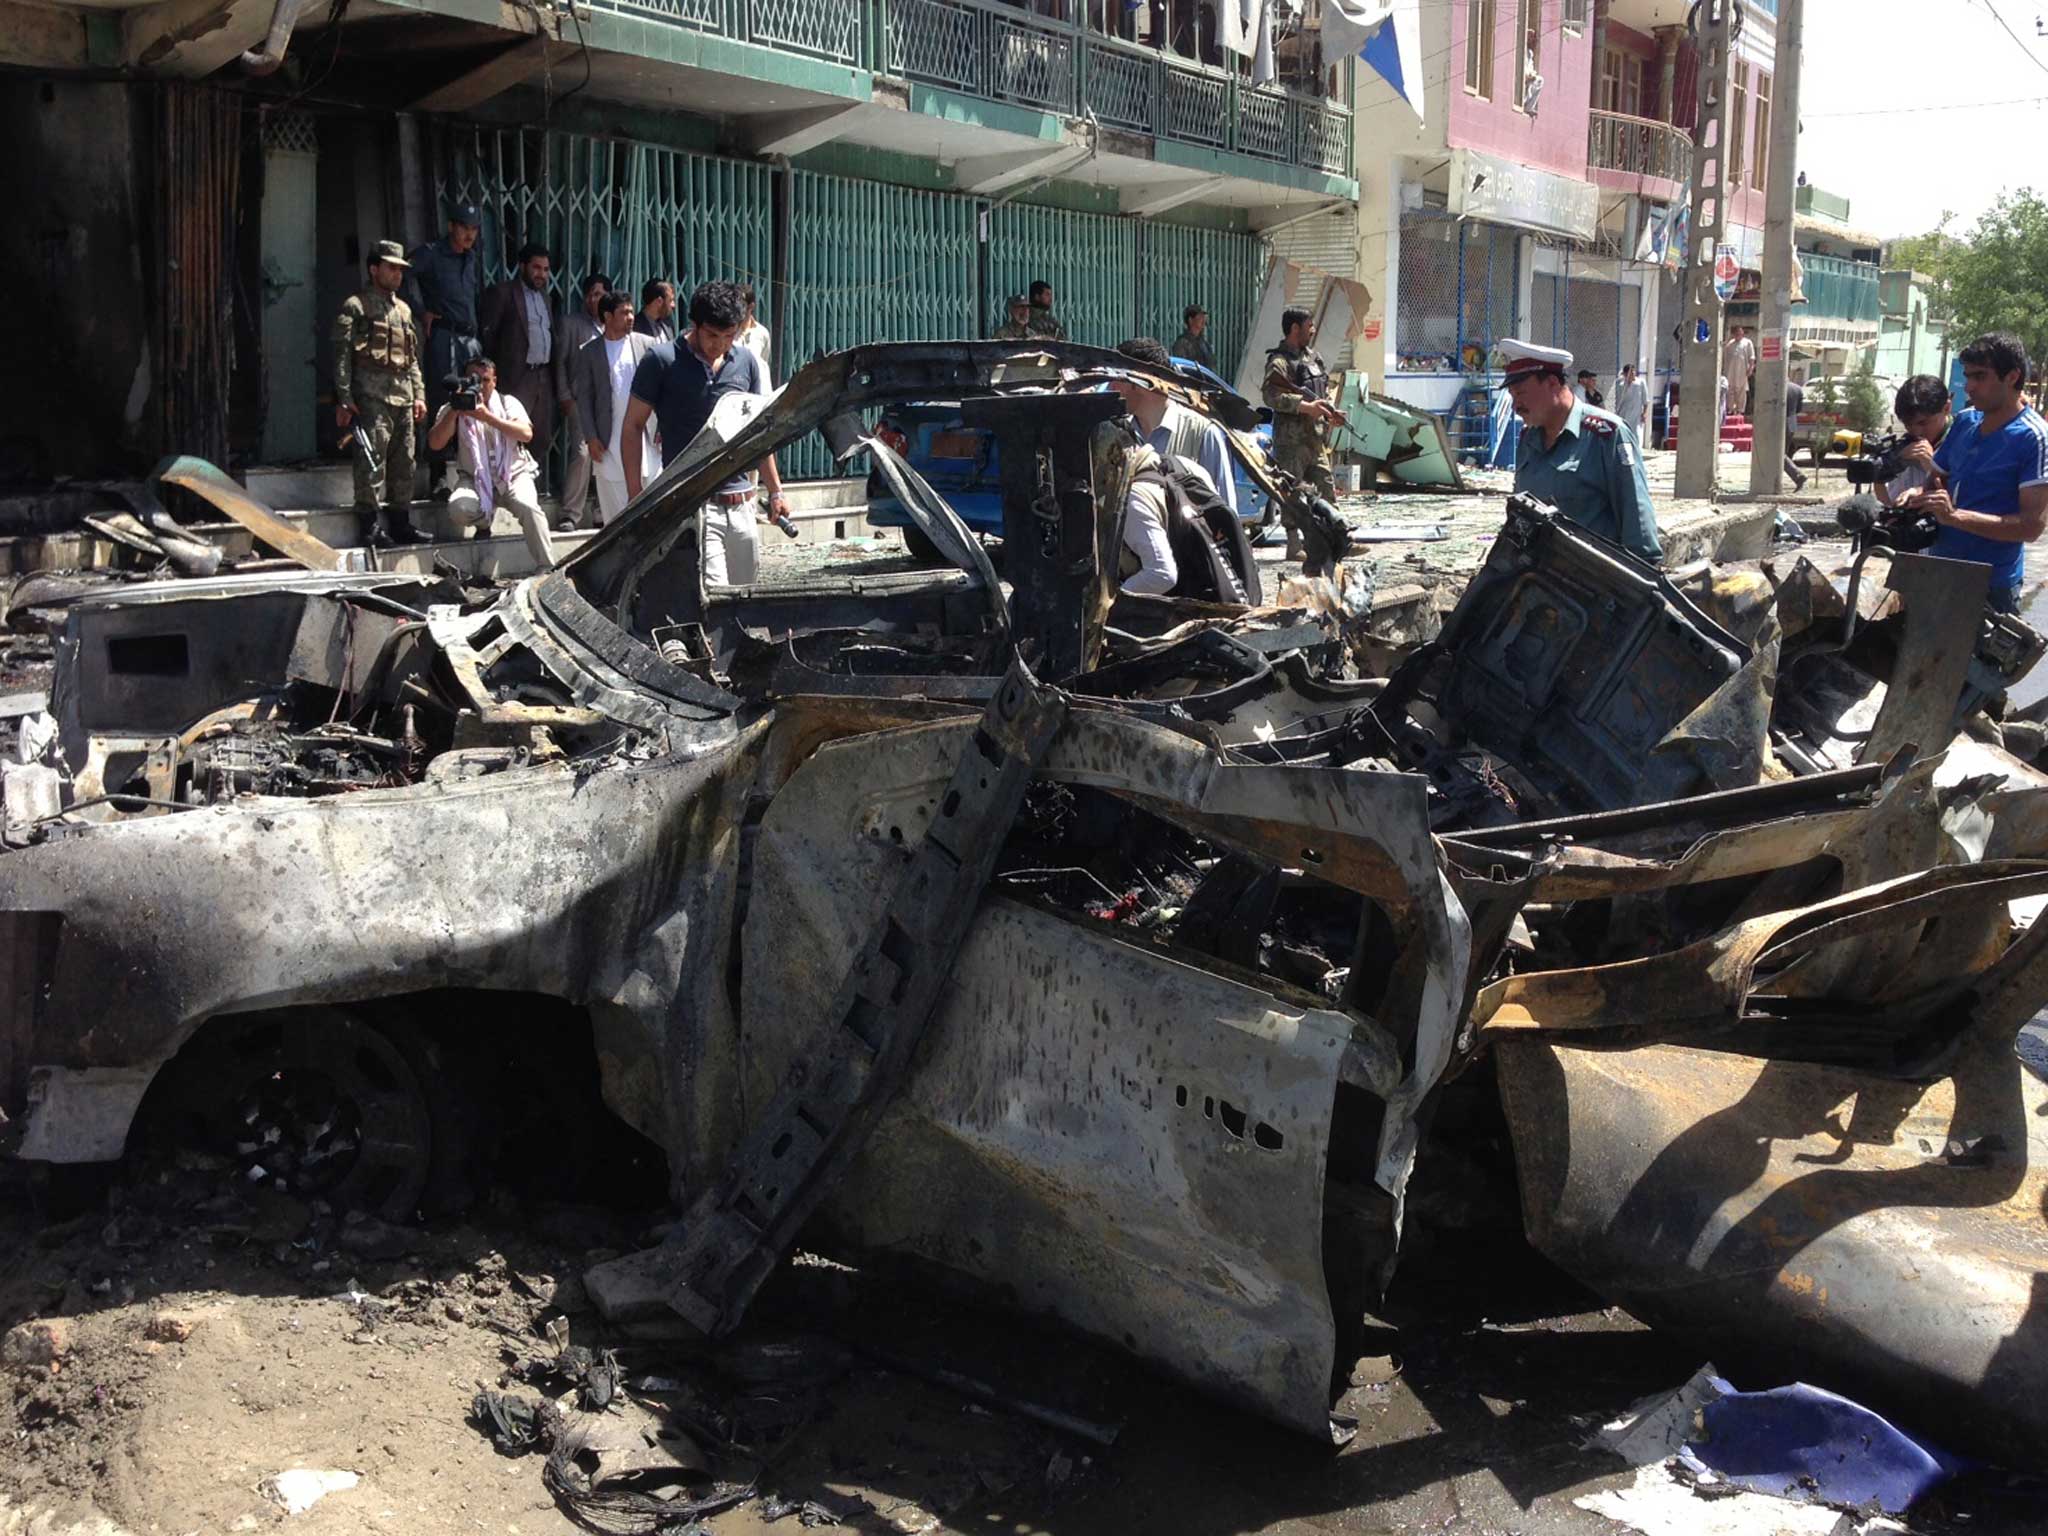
xmin=1500 ymin=339 xmax=1661 ymax=561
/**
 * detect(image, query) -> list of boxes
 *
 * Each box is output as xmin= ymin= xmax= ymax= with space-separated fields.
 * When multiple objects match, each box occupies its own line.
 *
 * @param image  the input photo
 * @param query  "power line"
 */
xmin=1978 ymin=0 xmax=2048 ymax=78
xmin=1806 ymin=91 xmax=2048 ymax=118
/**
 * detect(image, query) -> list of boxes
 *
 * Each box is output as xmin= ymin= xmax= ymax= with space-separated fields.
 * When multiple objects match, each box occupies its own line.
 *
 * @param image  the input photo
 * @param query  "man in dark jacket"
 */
xmin=404 ymin=203 xmax=484 ymax=496
xmin=479 ymin=243 xmax=564 ymax=500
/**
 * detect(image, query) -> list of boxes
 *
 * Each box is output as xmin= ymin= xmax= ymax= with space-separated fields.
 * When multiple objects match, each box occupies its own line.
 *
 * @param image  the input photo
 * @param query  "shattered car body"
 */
xmin=3 ymin=341 xmax=2047 ymax=1463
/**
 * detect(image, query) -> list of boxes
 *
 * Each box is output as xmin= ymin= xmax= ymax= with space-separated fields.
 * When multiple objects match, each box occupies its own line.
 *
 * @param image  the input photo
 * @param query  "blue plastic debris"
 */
xmin=1678 ymin=1375 xmax=1965 ymax=1515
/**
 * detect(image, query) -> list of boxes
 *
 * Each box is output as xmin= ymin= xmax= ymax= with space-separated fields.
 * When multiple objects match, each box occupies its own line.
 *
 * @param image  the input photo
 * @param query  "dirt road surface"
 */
xmin=3 ymin=1130 xmax=2030 ymax=1536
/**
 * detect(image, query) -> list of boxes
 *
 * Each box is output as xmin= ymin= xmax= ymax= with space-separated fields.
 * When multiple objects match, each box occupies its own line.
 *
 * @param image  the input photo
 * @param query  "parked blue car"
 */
xmin=865 ymin=359 xmax=1270 ymax=560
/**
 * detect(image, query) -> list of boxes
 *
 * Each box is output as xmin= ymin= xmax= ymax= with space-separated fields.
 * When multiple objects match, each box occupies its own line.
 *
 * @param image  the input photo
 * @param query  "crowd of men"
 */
xmin=330 ymin=204 xmax=2046 ymax=617
xmin=330 ymin=202 xmax=1235 ymax=583
xmin=331 ymin=202 xmax=775 ymax=563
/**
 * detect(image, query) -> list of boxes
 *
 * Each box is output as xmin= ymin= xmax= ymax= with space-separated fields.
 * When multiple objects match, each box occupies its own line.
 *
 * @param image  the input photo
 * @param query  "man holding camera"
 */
xmin=1878 ymin=375 xmax=1953 ymax=511
xmin=425 ymin=354 xmax=556 ymax=569
xmin=1912 ymin=334 xmax=2048 ymax=613
xmin=622 ymin=280 xmax=794 ymax=587
xmin=405 ymin=203 xmax=484 ymax=498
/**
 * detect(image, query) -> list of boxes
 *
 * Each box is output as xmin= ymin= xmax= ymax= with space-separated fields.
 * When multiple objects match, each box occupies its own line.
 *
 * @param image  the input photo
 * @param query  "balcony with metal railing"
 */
xmin=1586 ymin=110 xmax=1692 ymax=195
xmin=876 ymin=0 xmax=1354 ymax=177
xmin=1797 ymin=252 xmax=1882 ymax=328
xmin=586 ymin=0 xmax=867 ymax=65
xmin=578 ymin=0 xmax=1354 ymax=182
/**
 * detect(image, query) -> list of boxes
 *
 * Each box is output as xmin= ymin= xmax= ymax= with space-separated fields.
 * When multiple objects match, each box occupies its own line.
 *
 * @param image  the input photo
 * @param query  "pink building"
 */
xmin=1337 ymin=0 xmax=1782 ymax=458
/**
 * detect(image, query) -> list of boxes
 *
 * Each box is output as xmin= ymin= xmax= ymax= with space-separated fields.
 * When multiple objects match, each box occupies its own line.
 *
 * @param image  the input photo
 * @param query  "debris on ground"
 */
xmin=257 ymin=1467 xmax=358 ymax=1515
xmin=1576 ymin=1464 xmax=1886 ymax=1536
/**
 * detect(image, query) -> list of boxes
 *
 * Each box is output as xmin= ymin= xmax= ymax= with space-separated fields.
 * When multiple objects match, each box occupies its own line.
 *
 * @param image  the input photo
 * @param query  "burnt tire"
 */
xmin=156 ymin=1009 xmax=432 ymax=1222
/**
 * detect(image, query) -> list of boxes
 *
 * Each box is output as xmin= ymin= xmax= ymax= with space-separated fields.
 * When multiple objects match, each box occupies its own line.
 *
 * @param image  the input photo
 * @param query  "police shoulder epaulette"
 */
xmin=1583 ymin=415 xmax=1616 ymax=436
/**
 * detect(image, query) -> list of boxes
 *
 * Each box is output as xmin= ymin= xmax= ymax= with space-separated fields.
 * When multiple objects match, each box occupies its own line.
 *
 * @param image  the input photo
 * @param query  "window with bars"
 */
xmin=1599 ymin=48 xmax=1621 ymax=113
xmin=1563 ymin=0 xmax=1588 ymax=31
xmin=1518 ymin=0 xmax=1541 ymax=112
xmin=1466 ymin=0 xmax=1496 ymax=99
xmin=1752 ymin=71 xmax=1773 ymax=191
xmin=1730 ymin=61 xmax=1749 ymax=189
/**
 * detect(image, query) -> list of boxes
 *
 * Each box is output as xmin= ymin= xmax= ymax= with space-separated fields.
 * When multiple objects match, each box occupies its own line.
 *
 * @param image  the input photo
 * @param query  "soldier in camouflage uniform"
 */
xmin=1025 ymin=280 xmax=1067 ymax=341
xmin=992 ymin=294 xmax=1035 ymax=342
xmin=333 ymin=240 xmax=430 ymax=548
xmin=1262 ymin=306 xmax=1345 ymax=571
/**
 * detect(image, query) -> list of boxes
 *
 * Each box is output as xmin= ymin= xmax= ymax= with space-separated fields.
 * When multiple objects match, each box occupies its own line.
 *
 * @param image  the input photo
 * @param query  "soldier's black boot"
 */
xmin=382 ymin=505 xmax=434 ymax=545
xmin=358 ymin=508 xmax=391 ymax=550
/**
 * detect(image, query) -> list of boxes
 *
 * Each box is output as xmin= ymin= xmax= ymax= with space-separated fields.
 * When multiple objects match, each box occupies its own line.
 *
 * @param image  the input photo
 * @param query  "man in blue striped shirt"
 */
xmin=1918 ymin=333 xmax=2048 ymax=613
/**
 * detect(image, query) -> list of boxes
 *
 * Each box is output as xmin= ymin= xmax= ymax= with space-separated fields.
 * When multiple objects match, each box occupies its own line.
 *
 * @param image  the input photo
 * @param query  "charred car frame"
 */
xmin=2 ymin=342 xmax=2044 ymax=1466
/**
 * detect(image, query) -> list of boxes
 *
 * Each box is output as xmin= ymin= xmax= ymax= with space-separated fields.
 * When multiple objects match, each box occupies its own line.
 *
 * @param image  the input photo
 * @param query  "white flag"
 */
xmin=1219 ymin=0 xmax=1250 ymax=58
xmin=1318 ymin=0 xmax=1395 ymax=56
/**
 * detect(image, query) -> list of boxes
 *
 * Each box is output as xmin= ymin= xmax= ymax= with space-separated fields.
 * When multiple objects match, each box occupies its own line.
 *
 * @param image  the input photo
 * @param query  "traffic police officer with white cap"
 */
xmin=1501 ymin=339 xmax=1661 ymax=562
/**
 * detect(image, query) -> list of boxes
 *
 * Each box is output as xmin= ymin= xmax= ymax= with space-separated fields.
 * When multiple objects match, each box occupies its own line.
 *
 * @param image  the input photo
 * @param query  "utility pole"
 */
xmin=1749 ymin=0 xmax=1803 ymax=496
xmin=1675 ymin=0 xmax=1740 ymax=500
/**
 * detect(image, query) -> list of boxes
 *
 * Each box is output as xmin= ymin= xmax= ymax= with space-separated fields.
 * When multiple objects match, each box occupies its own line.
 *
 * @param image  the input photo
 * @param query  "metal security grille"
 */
xmin=1396 ymin=212 xmax=1463 ymax=369
xmin=437 ymin=127 xmax=772 ymax=482
xmin=259 ymin=109 xmax=316 ymax=154
xmin=1395 ymin=213 xmax=1520 ymax=373
xmin=1566 ymin=275 xmax=1623 ymax=387
xmin=1138 ymin=222 xmax=1266 ymax=380
xmin=1532 ymin=258 xmax=1643 ymax=395
xmin=987 ymin=203 xmax=1138 ymax=349
xmin=440 ymin=128 xmax=772 ymax=310
xmin=1266 ymin=208 xmax=1357 ymax=371
xmin=782 ymin=173 xmax=980 ymax=479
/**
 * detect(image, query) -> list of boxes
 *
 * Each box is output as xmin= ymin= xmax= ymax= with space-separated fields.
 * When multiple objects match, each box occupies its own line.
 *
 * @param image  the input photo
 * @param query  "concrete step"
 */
xmin=0 ymin=476 xmax=877 ymax=579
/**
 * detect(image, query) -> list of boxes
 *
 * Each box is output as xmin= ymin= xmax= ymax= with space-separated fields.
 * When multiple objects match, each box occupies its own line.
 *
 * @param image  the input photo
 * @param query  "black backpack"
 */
xmin=1132 ymin=460 xmax=1264 ymax=607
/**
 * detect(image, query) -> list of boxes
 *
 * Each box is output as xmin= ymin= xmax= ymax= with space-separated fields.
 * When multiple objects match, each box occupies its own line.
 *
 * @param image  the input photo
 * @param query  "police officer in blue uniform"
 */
xmin=1501 ymin=339 xmax=1662 ymax=562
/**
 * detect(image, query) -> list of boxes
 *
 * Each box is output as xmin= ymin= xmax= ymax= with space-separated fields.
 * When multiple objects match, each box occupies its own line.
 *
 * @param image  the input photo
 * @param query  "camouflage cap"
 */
xmin=1004 ymin=294 xmax=1029 ymax=310
xmin=368 ymin=239 xmax=411 ymax=269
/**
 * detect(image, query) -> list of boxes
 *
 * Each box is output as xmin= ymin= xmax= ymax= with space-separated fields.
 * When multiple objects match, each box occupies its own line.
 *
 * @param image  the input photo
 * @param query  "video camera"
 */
xmin=1843 ymin=432 xmax=1917 ymax=493
xmin=1837 ymin=496 xmax=1938 ymax=554
xmin=1837 ymin=432 xmax=1938 ymax=553
xmin=444 ymin=370 xmax=483 ymax=413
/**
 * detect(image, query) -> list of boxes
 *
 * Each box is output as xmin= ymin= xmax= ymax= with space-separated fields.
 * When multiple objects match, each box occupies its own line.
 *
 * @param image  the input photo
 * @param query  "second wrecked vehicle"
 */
xmin=1 ymin=342 xmax=2044 ymax=1466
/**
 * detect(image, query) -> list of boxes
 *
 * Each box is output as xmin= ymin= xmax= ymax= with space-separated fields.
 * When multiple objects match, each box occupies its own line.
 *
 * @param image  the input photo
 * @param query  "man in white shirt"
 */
xmin=1722 ymin=325 xmax=1757 ymax=417
xmin=1120 ymin=448 xmax=1221 ymax=595
xmin=736 ymin=284 xmax=771 ymax=379
xmin=1111 ymin=337 xmax=1238 ymax=515
xmin=1613 ymin=363 xmax=1649 ymax=444
xmin=571 ymin=292 xmax=661 ymax=525
xmin=425 ymin=355 xmax=556 ymax=568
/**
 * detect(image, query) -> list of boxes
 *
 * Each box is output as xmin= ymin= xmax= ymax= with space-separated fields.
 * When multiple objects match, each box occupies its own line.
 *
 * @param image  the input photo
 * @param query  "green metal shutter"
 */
xmin=1138 ymin=222 xmax=1267 ymax=381
xmin=442 ymin=127 xmax=772 ymax=303
xmin=987 ymin=204 xmax=1138 ymax=349
xmin=438 ymin=128 xmax=774 ymax=481
xmin=781 ymin=171 xmax=980 ymax=480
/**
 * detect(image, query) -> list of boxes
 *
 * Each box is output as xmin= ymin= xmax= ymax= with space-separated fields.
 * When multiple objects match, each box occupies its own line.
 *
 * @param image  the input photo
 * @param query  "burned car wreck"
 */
xmin=1 ymin=342 xmax=2045 ymax=1468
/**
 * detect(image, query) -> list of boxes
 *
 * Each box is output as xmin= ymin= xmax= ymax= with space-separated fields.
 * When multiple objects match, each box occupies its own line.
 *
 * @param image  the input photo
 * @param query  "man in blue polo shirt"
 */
xmin=621 ymin=279 xmax=792 ymax=585
xmin=1917 ymin=332 xmax=2048 ymax=613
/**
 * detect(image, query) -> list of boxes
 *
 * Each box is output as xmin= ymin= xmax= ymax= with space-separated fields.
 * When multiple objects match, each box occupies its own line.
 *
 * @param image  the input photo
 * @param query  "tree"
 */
xmin=1886 ymin=213 xmax=1958 ymax=330
xmin=1947 ymin=190 xmax=2048 ymax=368
xmin=1845 ymin=354 xmax=1886 ymax=435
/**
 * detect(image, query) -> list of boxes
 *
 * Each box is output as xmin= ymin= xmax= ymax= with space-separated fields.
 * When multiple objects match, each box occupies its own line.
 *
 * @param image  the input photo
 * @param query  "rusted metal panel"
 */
xmin=739 ymin=708 xmax=1389 ymax=1438
xmin=655 ymin=661 xmax=1067 ymax=1337
xmin=1498 ymin=1017 xmax=2048 ymax=1466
